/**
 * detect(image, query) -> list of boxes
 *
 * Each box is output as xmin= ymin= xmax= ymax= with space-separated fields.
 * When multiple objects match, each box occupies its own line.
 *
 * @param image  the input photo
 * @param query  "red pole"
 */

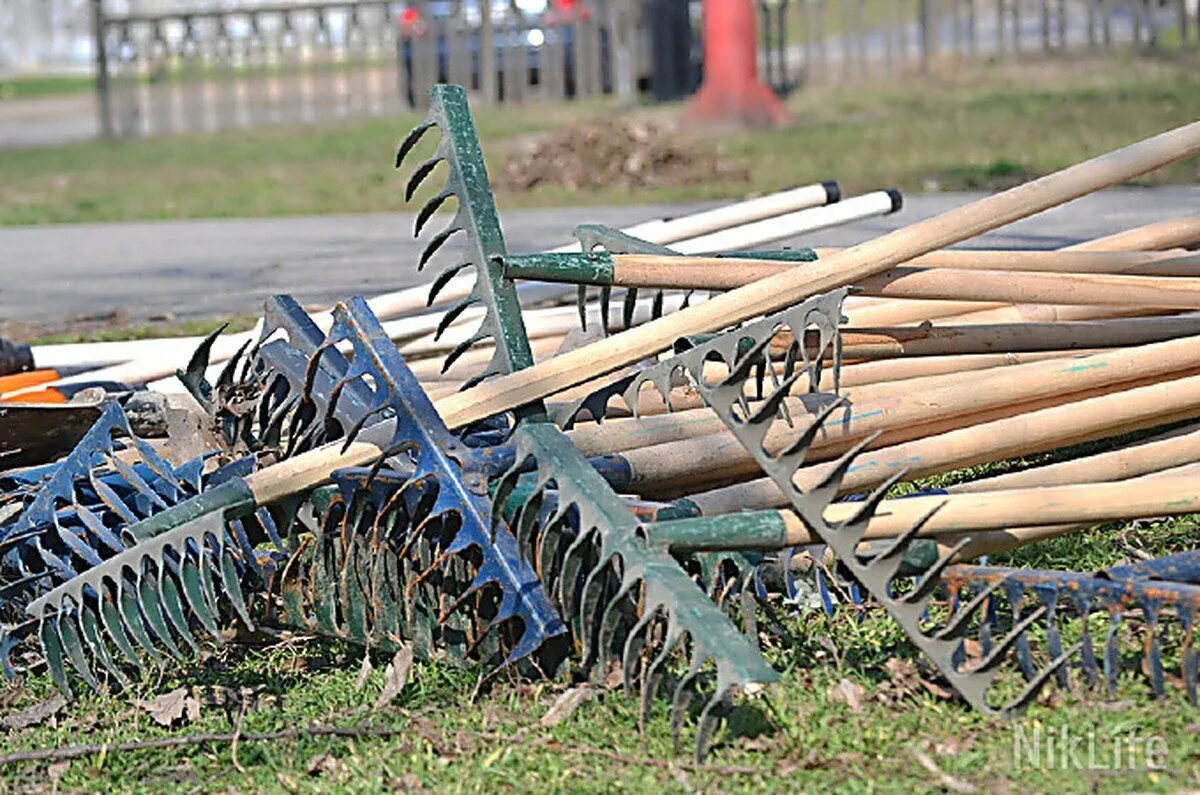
xmin=685 ymin=0 xmax=790 ymax=127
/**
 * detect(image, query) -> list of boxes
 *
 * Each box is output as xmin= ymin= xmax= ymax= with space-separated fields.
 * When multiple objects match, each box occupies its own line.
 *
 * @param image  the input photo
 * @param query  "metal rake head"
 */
xmin=571 ymin=223 xmax=695 ymax=336
xmin=395 ymin=83 xmax=537 ymax=389
xmin=492 ymin=423 xmax=779 ymax=760
xmin=556 ymin=286 xmax=1073 ymax=714
xmin=0 ymin=402 xmax=211 ymax=674
xmin=944 ymin=551 xmax=1200 ymax=706
xmin=189 ymin=295 xmax=565 ymax=671
xmin=23 ymin=488 xmax=261 ymax=698
xmin=553 ymin=287 xmax=847 ymax=428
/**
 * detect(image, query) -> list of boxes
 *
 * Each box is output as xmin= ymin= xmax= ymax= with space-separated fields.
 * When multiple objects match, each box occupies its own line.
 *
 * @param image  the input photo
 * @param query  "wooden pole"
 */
xmin=689 ymin=368 xmax=1200 ymax=513
xmin=436 ymin=122 xmax=1200 ymax=429
xmin=610 ymin=250 xmax=1200 ymax=287
xmin=616 ymin=348 xmax=1200 ymax=492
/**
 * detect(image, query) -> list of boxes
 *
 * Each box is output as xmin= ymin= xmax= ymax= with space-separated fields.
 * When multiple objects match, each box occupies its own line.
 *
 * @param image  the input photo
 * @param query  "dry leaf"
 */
xmin=305 ymin=751 xmax=341 ymax=777
xmin=139 ymin=687 xmax=200 ymax=728
xmin=374 ymin=645 xmax=413 ymax=709
xmin=540 ymin=685 xmax=593 ymax=728
xmin=826 ymin=678 xmax=865 ymax=712
xmin=1 ymin=694 xmax=65 ymax=730
xmin=912 ymin=748 xmax=977 ymax=793
xmin=354 ymin=652 xmax=373 ymax=693
xmin=47 ymin=760 xmax=70 ymax=781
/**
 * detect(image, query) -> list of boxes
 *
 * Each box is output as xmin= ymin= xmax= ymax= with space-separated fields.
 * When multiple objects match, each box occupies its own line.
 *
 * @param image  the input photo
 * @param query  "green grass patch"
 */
xmin=3 ymin=559 xmax=1198 ymax=793
xmin=0 ymin=74 xmax=93 ymax=102
xmin=1 ymin=58 xmax=1197 ymax=226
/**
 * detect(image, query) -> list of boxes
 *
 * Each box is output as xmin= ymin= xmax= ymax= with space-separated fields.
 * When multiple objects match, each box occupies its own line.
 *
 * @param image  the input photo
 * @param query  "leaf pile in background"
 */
xmin=499 ymin=118 xmax=747 ymax=192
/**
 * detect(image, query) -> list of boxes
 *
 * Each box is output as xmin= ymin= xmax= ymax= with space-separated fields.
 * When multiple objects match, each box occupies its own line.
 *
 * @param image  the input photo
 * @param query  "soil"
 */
xmin=497 ymin=117 xmax=747 ymax=192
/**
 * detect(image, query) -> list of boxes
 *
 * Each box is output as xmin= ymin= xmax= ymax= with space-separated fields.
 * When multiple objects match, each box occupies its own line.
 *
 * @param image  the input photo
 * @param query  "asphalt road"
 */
xmin=1 ymin=186 xmax=1196 ymax=325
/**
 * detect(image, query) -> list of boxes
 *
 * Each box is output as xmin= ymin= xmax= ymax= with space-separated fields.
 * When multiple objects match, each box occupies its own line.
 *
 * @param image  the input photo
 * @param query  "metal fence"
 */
xmin=0 ymin=0 xmax=93 ymax=74
xmin=757 ymin=0 xmax=1199 ymax=91
xmin=94 ymin=0 xmax=641 ymax=138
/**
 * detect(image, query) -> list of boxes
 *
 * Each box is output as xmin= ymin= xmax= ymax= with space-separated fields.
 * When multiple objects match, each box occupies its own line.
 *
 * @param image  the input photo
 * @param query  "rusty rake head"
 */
xmin=194 ymin=294 xmax=564 ymax=666
xmin=11 ymin=294 xmax=565 ymax=695
xmin=943 ymin=551 xmax=1200 ymax=705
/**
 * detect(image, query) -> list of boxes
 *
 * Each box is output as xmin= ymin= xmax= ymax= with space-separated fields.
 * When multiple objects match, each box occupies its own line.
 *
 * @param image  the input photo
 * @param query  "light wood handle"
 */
xmin=435 ymin=122 xmax=1200 ymax=429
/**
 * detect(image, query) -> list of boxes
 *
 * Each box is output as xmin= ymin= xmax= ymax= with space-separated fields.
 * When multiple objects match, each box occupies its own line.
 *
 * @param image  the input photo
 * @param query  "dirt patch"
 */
xmin=497 ymin=117 xmax=747 ymax=192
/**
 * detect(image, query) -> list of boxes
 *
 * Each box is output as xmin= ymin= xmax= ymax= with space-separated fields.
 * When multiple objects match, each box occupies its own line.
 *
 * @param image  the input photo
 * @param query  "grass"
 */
xmin=1 ymin=57 xmax=1197 ymax=226
xmin=0 ymin=75 xmax=93 ymax=102
xmin=2 ymin=55 xmax=1200 ymax=792
xmin=2 ymin=441 xmax=1200 ymax=792
xmin=3 ymin=514 xmax=1199 ymax=793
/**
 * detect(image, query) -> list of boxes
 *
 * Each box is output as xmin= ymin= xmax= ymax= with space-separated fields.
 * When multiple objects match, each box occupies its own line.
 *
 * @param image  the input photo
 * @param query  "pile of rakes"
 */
xmin=3 ymin=85 xmax=1200 ymax=762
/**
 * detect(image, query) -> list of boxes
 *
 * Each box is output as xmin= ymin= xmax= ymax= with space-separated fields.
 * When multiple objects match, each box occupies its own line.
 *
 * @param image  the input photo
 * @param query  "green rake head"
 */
xmin=396 ymin=83 xmax=537 ymax=387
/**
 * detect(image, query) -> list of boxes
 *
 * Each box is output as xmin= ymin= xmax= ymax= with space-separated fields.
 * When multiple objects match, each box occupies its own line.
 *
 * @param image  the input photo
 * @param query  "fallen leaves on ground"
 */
xmin=540 ymin=685 xmax=594 ymax=728
xmin=498 ymin=118 xmax=747 ymax=193
xmin=354 ymin=652 xmax=373 ymax=693
xmin=305 ymin=750 xmax=343 ymax=777
xmin=881 ymin=657 xmax=954 ymax=704
xmin=0 ymin=694 xmax=65 ymax=730
xmin=374 ymin=645 xmax=413 ymax=709
xmin=138 ymin=687 xmax=200 ymax=728
xmin=826 ymin=678 xmax=865 ymax=712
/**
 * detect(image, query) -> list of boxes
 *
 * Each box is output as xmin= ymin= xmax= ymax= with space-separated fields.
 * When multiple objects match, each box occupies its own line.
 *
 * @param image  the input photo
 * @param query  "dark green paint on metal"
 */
xmin=646 ymin=510 xmax=791 ymax=551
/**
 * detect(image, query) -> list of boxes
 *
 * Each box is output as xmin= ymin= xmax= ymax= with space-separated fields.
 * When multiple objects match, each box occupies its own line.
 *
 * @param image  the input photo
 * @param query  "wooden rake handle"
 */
xmin=434 ymin=122 xmax=1200 ymax=429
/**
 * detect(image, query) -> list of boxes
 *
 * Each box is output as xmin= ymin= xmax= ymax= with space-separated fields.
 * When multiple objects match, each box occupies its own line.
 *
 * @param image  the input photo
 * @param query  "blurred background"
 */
xmin=0 ymin=0 xmax=1196 ymax=337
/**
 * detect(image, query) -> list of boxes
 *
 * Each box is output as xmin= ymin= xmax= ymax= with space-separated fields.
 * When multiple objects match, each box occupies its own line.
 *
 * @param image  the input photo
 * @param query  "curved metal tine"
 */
xmin=576 ymin=551 xmax=620 ymax=664
xmin=415 ymin=189 xmax=455 ymax=237
xmin=595 ymin=574 xmax=641 ymax=669
xmin=38 ymin=616 xmax=73 ymax=698
xmin=435 ymin=296 xmax=480 ymax=340
xmin=974 ymin=604 xmax=1050 ymax=674
xmin=395 ymin=120 xmax=435 ymax=170
xmin=621 ymin=603 xmax=662 ymax=694
xmin=56 ymin=601 xmax=102 ymax=692
xmin=418 ymin=225 xmax=464 ymax=270
xmin=157 ymin=564 xmax=200 ymax=654
xmin=744 ymin=369 xmax=806 ymax=429
xmin=179 ymin=323 xmax=229 ymax=404
xmin=1141 ymin=600 xmax=1165 ymax=698
xmin=694 ymin=686 xmax=735 ymax=763
xmin=1104 ymin=612 xmax=1122 ymax=695
xmin=641 ymin=620 xmax=684 ymax=748
xmin=77 ymin=604 xmax=130 ymax=689
xmin=218 ymin=547 xmax=253 ymax=629
xmin=1035 ymin=586 xmax=1071 ymax=690
xmin=1000 ymin=642 xmax=1084 ymax=715
xmin=774 ymin=395 xmax=849 ymax=461
xmin=838 ymin=470 xmax=915 ymax=555
xmin=116 ymin=574 xmax=166 ymax=665
xmin=443 ymin=330 xmax=491 ymax=373
xmin=801 ymin=431 xmax=884 ymax=513
xmin=429 ymin=261 xmax=472 ymax=305
xmin=935 ymin=577 xmax=1008 ymax=642
xmin=404 ymin=153 xmax=446 ymax=203
xmin=670 ymin=652 xmax=706 ymax=754
xmin=136 ymin=563 xmax=185 ymax=660
xmin=621 ymin=289 xmax=638 ymax=331
xmin=96 ymin=584 xmax=142 ymax=669
xmin=902 ymin=539 xmax=974 ymax=606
